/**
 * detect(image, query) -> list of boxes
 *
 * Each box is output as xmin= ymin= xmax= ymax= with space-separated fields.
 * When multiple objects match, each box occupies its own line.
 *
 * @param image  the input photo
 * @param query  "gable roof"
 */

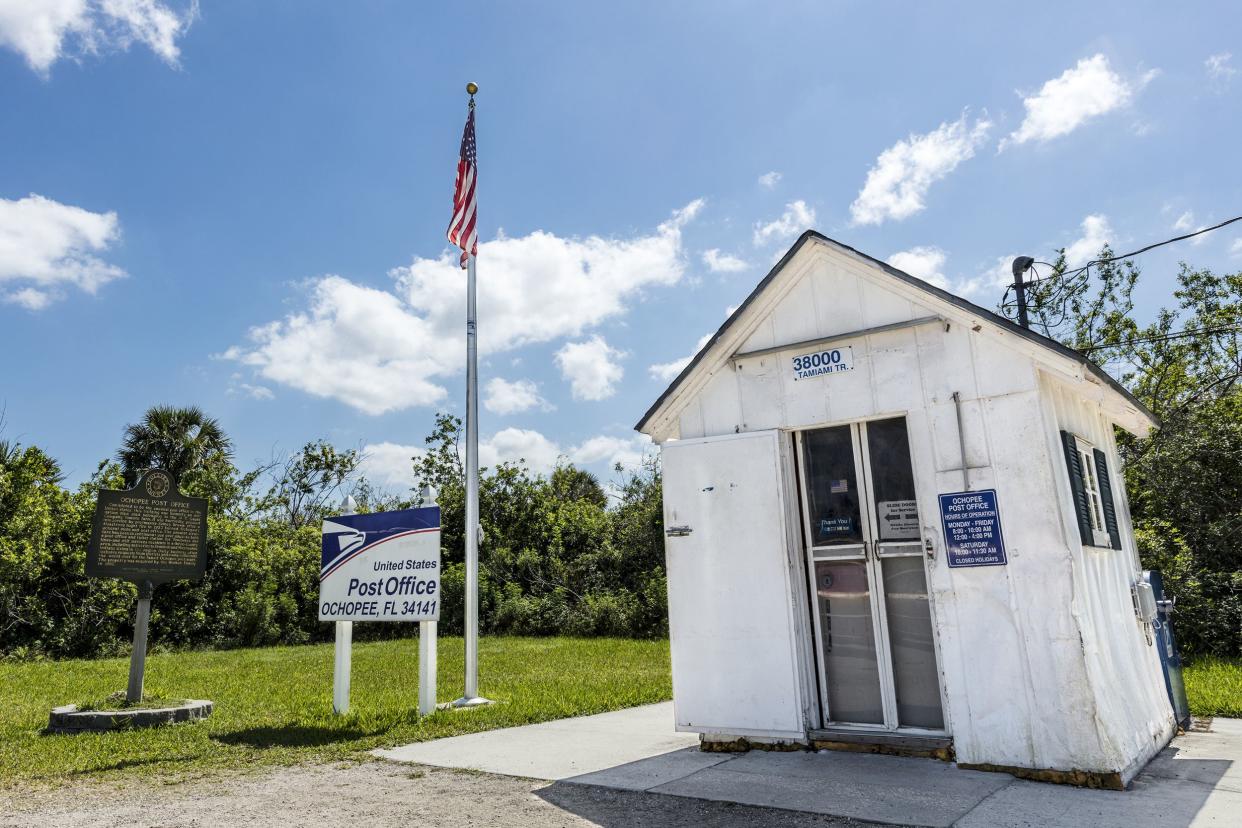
xmin=635 ymin=230 xmax=1157 ymax=434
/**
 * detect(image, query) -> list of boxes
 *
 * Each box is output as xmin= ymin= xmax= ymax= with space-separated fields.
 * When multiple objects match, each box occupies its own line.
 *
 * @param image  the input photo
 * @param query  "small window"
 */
xmin=1074 ymin=437 xmax=1114 ymax=549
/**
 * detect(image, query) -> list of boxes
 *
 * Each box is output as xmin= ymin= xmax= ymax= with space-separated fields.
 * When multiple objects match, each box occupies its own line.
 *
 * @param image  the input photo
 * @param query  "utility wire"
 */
xmin=1071 ymin=215 xmax=1242 ymax=275
xmin=1025 ymin=215 xmax=1242 ymax=290
xmin=1078 ymin=323 xmax=1242 ymax=353
xmin=1001 ymin=214 xmax=1242 ymax=335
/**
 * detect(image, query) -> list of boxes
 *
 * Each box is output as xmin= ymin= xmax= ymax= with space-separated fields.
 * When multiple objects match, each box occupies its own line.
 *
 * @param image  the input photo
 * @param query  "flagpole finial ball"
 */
xmin=466 ymin=82 xmax=478 ymax=96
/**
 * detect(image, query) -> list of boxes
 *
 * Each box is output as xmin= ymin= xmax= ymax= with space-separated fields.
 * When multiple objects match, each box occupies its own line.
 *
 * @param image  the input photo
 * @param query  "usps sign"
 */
xmin=319 ymin=507 xmax=441 ymax=622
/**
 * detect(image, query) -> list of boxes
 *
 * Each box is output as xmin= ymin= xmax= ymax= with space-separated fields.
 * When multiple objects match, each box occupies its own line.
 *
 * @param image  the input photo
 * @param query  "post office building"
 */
xmin=636 ymin=231 xmax=1175 ymax=787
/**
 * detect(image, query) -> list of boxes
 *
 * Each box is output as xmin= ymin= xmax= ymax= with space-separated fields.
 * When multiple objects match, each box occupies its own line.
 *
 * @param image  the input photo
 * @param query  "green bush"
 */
xmin=0 ymin=416 xmax=670 ymax=658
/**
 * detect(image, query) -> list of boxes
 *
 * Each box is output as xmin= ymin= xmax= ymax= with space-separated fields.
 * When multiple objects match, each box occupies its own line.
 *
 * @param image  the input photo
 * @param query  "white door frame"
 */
xmin=795 ymin=417 xmax=947 ymax=735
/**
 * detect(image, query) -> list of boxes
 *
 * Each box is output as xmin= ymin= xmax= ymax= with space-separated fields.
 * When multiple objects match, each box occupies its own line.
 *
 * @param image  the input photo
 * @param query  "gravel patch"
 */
xmin=0 ymin=761 xmax=889 ymax=827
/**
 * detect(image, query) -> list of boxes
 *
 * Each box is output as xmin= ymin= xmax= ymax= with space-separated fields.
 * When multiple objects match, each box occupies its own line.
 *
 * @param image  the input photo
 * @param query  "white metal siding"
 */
xmin=1040 ymin=373 xmax=1175 ymax=779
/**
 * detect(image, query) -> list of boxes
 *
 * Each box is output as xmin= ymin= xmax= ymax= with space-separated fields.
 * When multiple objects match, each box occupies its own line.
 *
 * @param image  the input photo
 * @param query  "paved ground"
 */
xmin=0 ymin=762 xmax=883 ymax=828
xmin=4 ymin=705 xmax=1235 ymax=826
xmin=379 ymin=702 xmax=1242 ymax=827
xmin=375 ymin=702 xmax=702 ymax=779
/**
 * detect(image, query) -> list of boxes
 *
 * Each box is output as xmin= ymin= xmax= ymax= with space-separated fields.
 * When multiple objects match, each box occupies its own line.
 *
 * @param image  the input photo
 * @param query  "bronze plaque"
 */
xmin=86 ymin=469 xmax=208 ymax=584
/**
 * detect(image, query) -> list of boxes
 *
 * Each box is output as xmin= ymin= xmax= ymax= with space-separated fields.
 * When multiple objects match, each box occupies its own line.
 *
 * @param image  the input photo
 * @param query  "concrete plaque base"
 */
xmin=47 ymin=699 xmax=213 ymax=734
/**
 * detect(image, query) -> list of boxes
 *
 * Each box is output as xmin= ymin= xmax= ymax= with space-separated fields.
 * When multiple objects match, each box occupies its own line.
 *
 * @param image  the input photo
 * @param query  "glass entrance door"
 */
xmin=797 ymin=417 xmax=945 ymax=732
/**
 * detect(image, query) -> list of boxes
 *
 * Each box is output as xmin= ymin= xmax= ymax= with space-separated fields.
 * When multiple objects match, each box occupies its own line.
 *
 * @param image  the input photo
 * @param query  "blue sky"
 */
xmin=2 ymin=2 xmax=1240 ymax=492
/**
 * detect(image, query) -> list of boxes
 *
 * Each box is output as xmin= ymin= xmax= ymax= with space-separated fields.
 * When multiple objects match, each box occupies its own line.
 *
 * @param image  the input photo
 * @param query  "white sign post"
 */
xmin=332 ymin=496 xmax=357 ymax=714
xmin=320 ymin=500 xmax=441 ymax=715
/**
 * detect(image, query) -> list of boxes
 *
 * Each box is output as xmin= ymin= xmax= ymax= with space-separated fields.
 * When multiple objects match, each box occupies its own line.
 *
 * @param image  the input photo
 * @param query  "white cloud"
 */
xmin=221 ymin=277 xmax=453 ymax=416
xmin=366 ymin=429 xmax=653 ymax=480
xmin=1001 ymin=55 xmax=1147 ymax=150
xmin=1229 ymin=239 xmax=1242 ymax=258
xmin=483 ymin=377 xmax=549 ymax=415
xmin=1170 ymin=210 xmax=1211 ymax=245
xmin=887 ymin=246 xmax=1015 ymax=300
xmin=4 ymin=287 xmax=54 ymax=310
xmin=481 ymin=428 xmax=654 ymax=475
xmin=0 ymin=193 xmax=125 ymax=309
xmin=555 ymin=335 xmax=626 ymax=401
xmin=648 ymin=332 xmax=712 ymax=383
xmin=928 ymin=214 xmax=1118 ymax=303
xmin=359 ymin=441 xmax=425 ymax=491
xmin=1065 ymin=214 xmax=1113 ymax=266
xmin=0 ymin=0 xmax=196 ymax=75
xmin=753 ymin=200 xmax=816 ymax=245
xmin=571 ymin=434 xmax=654 ymax=471
xmin=1206 ymin=52 xmax=1235 ymax=82
xmin=225 ymin=201 xmax=701 ymax=414
xmin=849 ymin=115 xmax=991 ymax=225
xmin=239 ymin=383 xmax=273 ymax=401
xmin=702 ymin=248 xmax=748 ymax=273
xmin=479 ymin=427 xmax=562 ymax=473
xmin=887 ymin=246 xmax=949 ymax=289
xmin=758 ymin=171 xmax=782 ymax=189
xmin=960 ymin=256 xmax=1019 ymax=301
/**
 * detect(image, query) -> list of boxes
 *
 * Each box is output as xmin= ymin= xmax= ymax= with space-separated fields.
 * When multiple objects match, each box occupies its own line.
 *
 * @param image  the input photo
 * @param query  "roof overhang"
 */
xmin=635 ymin=231 xmax=1158 ymax=439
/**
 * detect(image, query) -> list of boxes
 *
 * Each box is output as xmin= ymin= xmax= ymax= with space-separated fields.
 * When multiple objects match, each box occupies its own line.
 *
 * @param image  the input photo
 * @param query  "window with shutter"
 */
xmin=1093 ymin=448 xmax=1123 ymax=550
xmin=1059 ymin=430 xmax=1117 ymax=549
xmin=1060 ymin=430 xmax=1093 ymax=545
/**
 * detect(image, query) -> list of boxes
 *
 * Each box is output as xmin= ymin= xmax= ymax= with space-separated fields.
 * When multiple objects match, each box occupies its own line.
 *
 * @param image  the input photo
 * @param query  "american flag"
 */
xmin=446 ymin=106 xmax=477 ymax=268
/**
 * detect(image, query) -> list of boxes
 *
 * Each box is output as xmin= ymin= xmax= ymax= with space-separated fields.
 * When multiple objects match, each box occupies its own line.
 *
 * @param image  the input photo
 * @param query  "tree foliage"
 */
xmin=1023 ymin=251 xmax=1242 ymax=655
xmin=412 ymin=415 xmax=666 ymax=638
xmin=117 ymin=405 xmax=236 ymax=512
xmin=1 ymin=407 xmax=665 ymax=658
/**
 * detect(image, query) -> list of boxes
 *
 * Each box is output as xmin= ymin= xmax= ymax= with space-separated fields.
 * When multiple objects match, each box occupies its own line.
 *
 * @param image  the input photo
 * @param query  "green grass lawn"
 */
xmin=1184 ymin=656 xmax=1242 ymax=718
xmin=1 ymin=638 xmax=1234 ymax=791
xmin=0 ymin=637 xmax=671 ymax=789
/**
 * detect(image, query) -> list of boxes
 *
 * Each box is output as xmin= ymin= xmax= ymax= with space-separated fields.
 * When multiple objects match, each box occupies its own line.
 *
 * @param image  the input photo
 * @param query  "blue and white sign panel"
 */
xmin=938 ymin=489 xmax=1007 ymax=568
xmin=318 ymin=507 xmax=441 ymax=622
xmin=791 ymin=345 xmax=854 ymax=381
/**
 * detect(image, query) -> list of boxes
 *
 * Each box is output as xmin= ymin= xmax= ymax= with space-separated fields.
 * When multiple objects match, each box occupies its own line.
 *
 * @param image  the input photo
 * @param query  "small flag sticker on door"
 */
xmin=830 ymin=479 xmax=849 ymax=493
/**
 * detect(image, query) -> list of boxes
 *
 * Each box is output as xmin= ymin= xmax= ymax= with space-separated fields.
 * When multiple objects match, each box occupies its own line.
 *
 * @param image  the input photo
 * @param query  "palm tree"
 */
xmin=117 ymin=405 xmax=233 ymax=486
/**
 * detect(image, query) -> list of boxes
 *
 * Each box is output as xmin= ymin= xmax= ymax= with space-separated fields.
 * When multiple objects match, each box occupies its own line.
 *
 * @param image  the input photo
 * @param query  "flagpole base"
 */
xmin=449 ymin=696 xmax=493 ymax=709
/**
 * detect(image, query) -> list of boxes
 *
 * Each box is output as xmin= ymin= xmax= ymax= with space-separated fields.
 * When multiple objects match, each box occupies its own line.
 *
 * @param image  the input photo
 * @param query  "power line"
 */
xmin=1078 ymin=323 xmax=1242 ymax=353
xmin=1071 ymin=215 xmax=1242 ymax=277
xmin=1005 ymin=214 xmax=1242 ymax=332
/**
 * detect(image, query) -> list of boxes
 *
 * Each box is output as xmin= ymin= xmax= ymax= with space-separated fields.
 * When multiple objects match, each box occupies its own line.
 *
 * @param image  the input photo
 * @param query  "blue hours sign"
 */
xmin=938 ymin=489 xmax=1007 ymax=568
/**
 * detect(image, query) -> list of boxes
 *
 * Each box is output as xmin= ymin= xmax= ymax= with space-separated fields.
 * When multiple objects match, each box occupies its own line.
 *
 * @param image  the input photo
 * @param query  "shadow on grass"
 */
xmin=212 ymin=725 xmax=376 ymax=749
xmin=67 ymin=754 xmax=201 ymax=777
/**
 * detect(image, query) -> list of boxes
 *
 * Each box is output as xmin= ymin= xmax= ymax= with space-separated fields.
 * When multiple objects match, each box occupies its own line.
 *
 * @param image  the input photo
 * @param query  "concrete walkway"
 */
xmin=377 ymin=704 xmax=1241 ymax=827
xmin=375 ymin=703 xmax=702 ymax=780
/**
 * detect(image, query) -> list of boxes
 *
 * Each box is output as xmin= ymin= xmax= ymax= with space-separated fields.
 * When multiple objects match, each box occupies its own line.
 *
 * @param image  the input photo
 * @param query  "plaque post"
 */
xmin=126 ymin=580 xmax=154 ymax=704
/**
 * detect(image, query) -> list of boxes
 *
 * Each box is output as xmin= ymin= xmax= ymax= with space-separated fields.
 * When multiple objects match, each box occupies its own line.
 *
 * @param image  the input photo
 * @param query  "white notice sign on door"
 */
xmin=878 ymin=499 xmax=920 ymax=540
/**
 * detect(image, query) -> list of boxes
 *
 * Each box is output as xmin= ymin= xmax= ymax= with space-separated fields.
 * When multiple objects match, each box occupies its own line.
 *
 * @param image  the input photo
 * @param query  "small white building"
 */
xmin=637 ymin=232 xmax=1174 ymax=787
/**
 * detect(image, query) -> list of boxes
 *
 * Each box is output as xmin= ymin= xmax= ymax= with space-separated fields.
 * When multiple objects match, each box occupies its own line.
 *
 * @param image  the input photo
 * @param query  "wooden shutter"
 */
xmin=1093 ymin=448 xmax=1123 ymax=550
xmin=1060 ymin=431 xmax=1093 ymax=545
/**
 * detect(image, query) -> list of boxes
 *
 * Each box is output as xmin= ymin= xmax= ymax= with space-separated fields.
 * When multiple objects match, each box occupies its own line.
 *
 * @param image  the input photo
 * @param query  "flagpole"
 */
xmin=454 ymin=82 xmax=489 ymax=708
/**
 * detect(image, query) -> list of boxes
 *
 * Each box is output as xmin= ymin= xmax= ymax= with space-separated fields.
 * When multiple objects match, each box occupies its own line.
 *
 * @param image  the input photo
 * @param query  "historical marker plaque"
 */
xmin=87 ymin=469 xmax=208 ymax=584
